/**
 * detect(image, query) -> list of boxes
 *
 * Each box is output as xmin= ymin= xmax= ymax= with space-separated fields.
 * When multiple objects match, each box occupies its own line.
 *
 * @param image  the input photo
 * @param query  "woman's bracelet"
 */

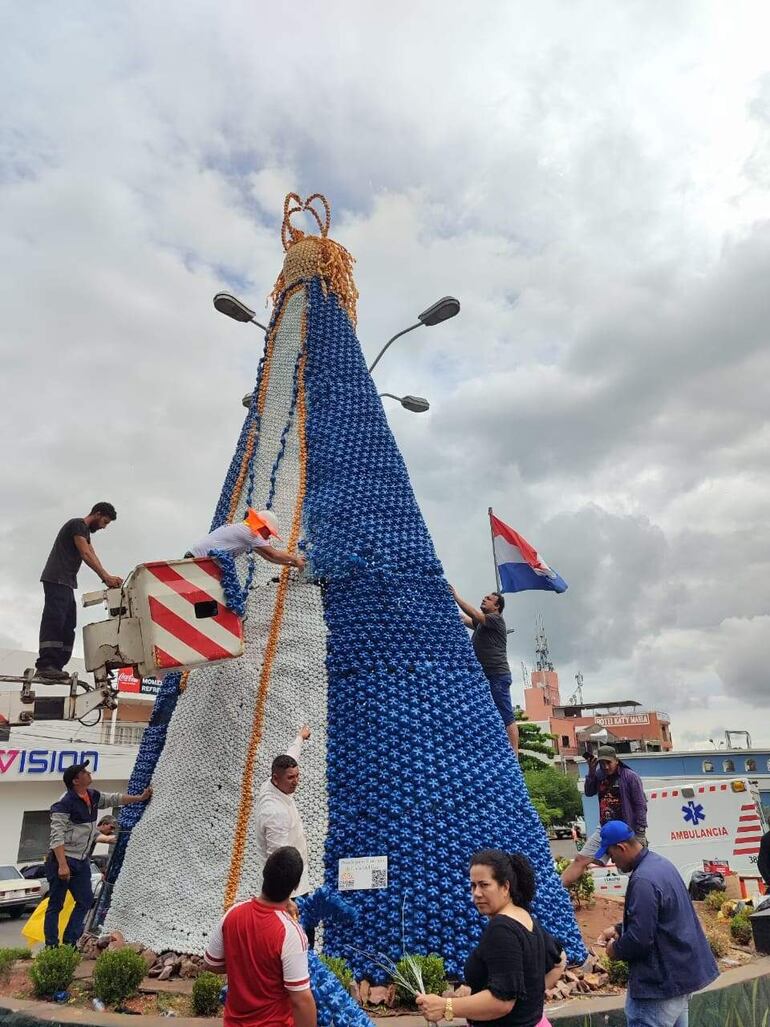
xmin=444 ymin=998 xmax=454 ymax=1021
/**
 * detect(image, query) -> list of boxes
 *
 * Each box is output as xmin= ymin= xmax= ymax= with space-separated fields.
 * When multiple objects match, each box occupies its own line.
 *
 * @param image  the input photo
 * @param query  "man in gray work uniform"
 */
xmin=45 ymin=760 xmax=151 ymax=948
xmin=36 ymin=502 xmax=123 ymax=681
xmin=452 ymin=587 xmax=519 ymax=754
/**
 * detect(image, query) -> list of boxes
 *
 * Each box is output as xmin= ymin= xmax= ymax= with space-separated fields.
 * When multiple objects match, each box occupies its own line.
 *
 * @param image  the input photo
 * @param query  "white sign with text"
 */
xmin=338 ymin=855 xmax=388 ymax=891
xmin=596 ymin=714 xmax=651 ymax=727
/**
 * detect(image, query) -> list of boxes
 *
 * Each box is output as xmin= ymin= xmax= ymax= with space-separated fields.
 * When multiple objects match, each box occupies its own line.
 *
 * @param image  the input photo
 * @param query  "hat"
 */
xmin=595 ymin=820 xmax=635 ymax=860
xmin=597 ymin=745 xmax=618 ymax=759
xmin=63 ymin=761 xmax=90 ymax=788
xmin=244 ymin=508 xmax=282 ymax=540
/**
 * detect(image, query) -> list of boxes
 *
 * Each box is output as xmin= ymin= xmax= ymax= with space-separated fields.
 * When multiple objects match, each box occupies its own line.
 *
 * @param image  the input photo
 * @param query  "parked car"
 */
xmin=19 ymin=861 xmax=103 ymax=901
xmin=551 ymin=820 xmax=586 ymax=840
xmin=0 ymin=865 xmax=43 ymax=918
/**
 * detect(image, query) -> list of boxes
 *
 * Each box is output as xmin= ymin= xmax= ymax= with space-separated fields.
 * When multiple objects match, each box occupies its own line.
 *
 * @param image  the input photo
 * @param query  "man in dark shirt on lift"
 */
xmin=36 ymin=503 xmax=123 ymax=681
xmin=452 ymin=587 xmax=518 ymax=754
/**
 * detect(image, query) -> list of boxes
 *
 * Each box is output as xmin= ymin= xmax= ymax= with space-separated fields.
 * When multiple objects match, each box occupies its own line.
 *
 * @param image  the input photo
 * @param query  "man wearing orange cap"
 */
xmin=187 ymin=509 xmax=305 ymax=570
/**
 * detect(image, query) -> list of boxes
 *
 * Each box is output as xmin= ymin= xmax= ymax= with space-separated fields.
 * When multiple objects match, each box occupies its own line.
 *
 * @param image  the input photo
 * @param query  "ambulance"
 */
xmin=591 ymin=778 xmax=768 ymax=901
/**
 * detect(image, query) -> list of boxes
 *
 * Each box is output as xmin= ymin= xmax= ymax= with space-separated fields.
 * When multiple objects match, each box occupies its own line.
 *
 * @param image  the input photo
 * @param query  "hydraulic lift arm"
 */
xmin=0 ymin=670 xmax=118 ymax=727
xmin=1 ymin=557 xmax=244 ymax=729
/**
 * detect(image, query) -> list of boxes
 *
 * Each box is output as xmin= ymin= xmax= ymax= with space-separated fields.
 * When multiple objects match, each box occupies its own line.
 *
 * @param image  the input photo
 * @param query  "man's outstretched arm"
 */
xmin=286 ymin=726 xmax=310 ymax=762
xmin=451 ymin=586 xmax=485 ymax=626
xmin=74 ymin=535 xmax=122 ymax=588
xmin=256 ymin=545 xmax=305 ymax=570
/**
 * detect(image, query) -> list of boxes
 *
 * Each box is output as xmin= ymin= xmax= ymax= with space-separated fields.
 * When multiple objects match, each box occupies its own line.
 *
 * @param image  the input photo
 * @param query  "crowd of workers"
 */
xmin=39 ymin=737 xmax=730 ymax=1027
xmin=35 ymin=506 xmax=514 ymax=756
xmin=34 ymin=504 xmax=302 ymax=682
xmin=26 ymin=507 xmax=760 ymax=1027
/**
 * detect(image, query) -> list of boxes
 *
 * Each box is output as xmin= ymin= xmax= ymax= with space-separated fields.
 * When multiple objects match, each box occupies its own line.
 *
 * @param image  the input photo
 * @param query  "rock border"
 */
xmin=2 ymin=958 xmax=769 ymax=1027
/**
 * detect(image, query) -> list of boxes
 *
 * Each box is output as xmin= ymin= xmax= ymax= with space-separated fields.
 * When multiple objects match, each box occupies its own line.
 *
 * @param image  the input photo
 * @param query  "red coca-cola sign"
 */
xmin=117 ymin=667 xmax=161 ymax=696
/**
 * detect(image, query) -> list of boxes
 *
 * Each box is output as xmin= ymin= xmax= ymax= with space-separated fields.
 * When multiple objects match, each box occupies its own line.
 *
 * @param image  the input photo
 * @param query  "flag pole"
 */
xmin=488 ymin=506 xmax=502 ymax=591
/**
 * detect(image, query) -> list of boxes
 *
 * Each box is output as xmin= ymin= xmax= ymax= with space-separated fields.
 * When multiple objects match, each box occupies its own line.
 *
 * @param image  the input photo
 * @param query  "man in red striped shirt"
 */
xmin=204 ymin=847 xmax=316 ymax=1027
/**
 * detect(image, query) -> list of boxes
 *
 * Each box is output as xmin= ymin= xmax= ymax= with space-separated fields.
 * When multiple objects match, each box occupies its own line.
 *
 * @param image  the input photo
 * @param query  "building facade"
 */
xmin=523 ymin=667 xmax=673 ymax=765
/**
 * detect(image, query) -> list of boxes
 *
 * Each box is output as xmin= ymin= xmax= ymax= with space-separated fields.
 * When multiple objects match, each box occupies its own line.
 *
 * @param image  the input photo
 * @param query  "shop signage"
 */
xmin=338 ymin=855 xmax=388 ymax=891
xmin=595 ymin=714 xmax=651 ymax=728
xmin=117 ymin=667 xmax=162 ymax=696
xmin=0 ymin=749 xmax=99 ymax=776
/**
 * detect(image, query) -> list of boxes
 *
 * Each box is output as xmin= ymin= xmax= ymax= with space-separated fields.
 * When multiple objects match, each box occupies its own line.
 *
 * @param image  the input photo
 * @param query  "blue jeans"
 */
xmin=487 ymin=673 xmax=515 ymax=727
xmin=44 ymin=855 xmax=94 ymax=947
xmin=625 ymin=993 xmax=689 ymax=1027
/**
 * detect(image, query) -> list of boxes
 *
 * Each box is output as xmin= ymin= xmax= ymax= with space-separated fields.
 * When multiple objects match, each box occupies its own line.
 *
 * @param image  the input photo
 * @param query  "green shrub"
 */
xmin=720 ymin=899 xmax=739 ymax=918
xmin=0 ymin=952 xmax=15 ymax=981
xmin=0 ymin=946 xmax=32 ymax=961
xmin=600 ymin=955 xmax=630 ymax=986
xmin=92 ymin=948 xmax=147 ymax=1007
xmin=192 ymin=971 xmax=223 ymax=1016
xmin=704 ymin=890 xmax=726 ymax=912
xmin=0 ymin=946 xmax=32 ymax=980
xmin=730 ymin=913 xmax=753 ymax=946
xmin=555 ymin=856 xmax=595 ymax=909
xmin=705 ymin=928 xmax=730 ymax=959
xmin=29 ymin=945 xmax=81 ymax=997
xmin=319 ymin=955 xmax=353 ymax=989
xmin=393 ymin=953 xmax=447 ymax=1007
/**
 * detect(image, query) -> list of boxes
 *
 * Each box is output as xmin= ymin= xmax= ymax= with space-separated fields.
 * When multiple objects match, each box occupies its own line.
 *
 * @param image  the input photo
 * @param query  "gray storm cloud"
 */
xmin=1 ymin=0 xmax=768 ymax=741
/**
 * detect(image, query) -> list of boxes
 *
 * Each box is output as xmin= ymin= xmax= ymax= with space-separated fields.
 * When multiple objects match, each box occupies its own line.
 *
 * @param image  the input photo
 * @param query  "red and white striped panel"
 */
xmin=734 ymin=802 xmax=763 ymax=856
xmin=648 ymin=783 xmax=729 ymax=799
xmin=134 ymin=559 xmax=244 ymax=673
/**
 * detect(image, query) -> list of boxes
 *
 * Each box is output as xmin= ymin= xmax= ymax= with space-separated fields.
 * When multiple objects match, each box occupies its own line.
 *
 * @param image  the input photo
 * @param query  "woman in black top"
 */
xmin=417 ymin=850 xmax=565 ymax=1027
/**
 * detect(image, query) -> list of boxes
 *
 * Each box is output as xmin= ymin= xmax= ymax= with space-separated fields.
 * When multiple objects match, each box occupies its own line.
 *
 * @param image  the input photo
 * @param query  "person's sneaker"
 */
xmin=36 ymin=666 xmax=69 ymax=681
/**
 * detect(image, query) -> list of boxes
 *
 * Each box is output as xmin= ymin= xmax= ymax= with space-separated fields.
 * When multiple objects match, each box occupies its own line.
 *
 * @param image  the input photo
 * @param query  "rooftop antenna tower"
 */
xmin=568 ymin=671 xmax=584 ymax=706
xmin=534 ymin=614 xmax=553 ymax=672
xmin=521 ymin=661 xmax=530 ymax=690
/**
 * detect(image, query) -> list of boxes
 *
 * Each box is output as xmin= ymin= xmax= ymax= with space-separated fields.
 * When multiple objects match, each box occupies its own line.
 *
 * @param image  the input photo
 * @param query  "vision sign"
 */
xmin=0 ymin=749 xmax=99 ymax=776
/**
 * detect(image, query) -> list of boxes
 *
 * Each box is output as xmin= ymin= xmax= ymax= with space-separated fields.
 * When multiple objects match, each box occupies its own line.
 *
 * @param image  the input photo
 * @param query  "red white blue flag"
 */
xmin=490 ymin=512 xmax=568 ymax=594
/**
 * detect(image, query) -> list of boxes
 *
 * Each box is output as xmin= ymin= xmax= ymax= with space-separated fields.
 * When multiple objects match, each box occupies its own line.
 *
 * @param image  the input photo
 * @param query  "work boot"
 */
xmin=36 ymin=666 xmax=69 ymax=681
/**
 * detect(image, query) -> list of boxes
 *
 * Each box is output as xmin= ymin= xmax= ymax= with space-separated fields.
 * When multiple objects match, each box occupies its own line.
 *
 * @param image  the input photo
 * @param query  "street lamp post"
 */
xmin=367 ymin=296 xmax=460 ymax=374
xmin=213 ymin=293 xmax=269 ymax=332
xmin=219 ymin=291 xmax=460 ymax=415
xmin=379 ymin=393 xmax=430 ymax=413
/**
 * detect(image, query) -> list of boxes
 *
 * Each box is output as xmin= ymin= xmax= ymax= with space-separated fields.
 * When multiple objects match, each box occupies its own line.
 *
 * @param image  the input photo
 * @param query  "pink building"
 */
xmin=524 ymin=668 xmax=673 ymax=765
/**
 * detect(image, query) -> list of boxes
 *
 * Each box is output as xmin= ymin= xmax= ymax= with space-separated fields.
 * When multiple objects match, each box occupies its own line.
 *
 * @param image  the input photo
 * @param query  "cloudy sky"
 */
xmin=1 ymin=1 xmax=768 ymax=748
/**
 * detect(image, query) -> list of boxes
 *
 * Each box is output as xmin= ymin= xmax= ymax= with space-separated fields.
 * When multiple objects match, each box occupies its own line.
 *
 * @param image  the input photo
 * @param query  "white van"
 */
xmin=591 ymin=778 xmax=768 ymax=900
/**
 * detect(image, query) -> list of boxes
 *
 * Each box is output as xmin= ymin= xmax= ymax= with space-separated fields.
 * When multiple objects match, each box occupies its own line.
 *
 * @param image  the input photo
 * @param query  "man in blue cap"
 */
xmin=596 ymin=820 xmax=717 ymax=1027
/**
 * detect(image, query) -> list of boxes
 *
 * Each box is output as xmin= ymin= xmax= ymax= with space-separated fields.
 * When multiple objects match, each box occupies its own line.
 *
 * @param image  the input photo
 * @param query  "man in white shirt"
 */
xmin=255 ymin=727 xmax=313 ymax=941
xmin=187 ymin=508 xmax=305 ymax=570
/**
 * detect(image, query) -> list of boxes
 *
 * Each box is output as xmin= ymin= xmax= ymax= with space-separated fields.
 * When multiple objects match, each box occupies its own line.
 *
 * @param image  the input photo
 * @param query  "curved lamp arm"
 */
xmin=368 ymin=322 xmax=422 ymax=374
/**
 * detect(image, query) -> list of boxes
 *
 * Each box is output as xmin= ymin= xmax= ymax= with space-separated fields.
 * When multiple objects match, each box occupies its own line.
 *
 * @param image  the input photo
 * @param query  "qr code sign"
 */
xmin=371 ymin=868 xmax=388 ymax=889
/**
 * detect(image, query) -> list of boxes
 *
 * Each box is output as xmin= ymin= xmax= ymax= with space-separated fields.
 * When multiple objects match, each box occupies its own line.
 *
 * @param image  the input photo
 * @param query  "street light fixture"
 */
xmin=379 ymin=393 xmax=430 ymax=413
xmin=223 ymin=290 xmax=457 ymax=412
xmin=244 ymin=390 xmax=431 ymax=414
xmin=418 ymin=296 xmax=461 ymax=327
xmin=368 ymin=295 xmax=460 ymax=373
xmin=213 ymin=292 xmax=269 ymax=332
